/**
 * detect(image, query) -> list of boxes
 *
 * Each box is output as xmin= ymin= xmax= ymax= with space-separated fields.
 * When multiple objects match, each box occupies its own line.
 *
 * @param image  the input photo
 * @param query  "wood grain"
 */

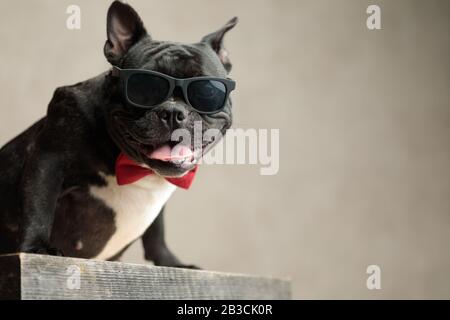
xmin=0 ymin=253 xmax=291 ymax=300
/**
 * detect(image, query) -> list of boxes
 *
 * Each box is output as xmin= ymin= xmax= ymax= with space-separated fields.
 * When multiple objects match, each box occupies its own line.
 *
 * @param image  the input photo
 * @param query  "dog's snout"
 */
xmin=156 ymin=104 xmax=188 ymax=128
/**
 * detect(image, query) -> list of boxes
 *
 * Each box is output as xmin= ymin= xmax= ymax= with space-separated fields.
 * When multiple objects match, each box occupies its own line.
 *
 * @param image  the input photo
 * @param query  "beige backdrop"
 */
xmin=1 ymin=0 xmax=449 ymax=299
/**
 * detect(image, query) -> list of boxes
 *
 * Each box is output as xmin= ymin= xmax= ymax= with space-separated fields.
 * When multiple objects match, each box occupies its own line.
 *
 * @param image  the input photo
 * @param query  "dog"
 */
xmin=0 ymin=1 xmax=237 ymax=268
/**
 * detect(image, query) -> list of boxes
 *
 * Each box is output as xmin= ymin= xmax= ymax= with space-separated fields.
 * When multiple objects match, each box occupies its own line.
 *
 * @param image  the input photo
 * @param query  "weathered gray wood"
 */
xmin=0 ymin=253 xmax=291 ymax=300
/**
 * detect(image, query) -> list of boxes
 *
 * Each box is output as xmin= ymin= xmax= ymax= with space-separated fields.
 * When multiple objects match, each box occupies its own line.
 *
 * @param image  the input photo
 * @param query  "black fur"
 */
xmin=0 ymin=1 xmax=237 ymax=266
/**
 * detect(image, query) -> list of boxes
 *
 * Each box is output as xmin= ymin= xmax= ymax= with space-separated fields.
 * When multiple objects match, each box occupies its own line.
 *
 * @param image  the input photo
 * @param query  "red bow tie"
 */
xmin=115 ymin=153 xmax=198 ymax=189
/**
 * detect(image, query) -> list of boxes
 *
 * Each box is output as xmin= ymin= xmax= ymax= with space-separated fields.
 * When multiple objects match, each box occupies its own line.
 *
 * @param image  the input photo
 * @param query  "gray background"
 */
xmin=0 ymin=0 xmax=449 ymax=299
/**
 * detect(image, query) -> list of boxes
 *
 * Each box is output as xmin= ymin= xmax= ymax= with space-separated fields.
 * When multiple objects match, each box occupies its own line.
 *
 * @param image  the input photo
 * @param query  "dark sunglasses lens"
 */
xmin=187 ymin=80 xmax=227 ymax=113
xmin=127 ymin=73 xmax=170 ymax=106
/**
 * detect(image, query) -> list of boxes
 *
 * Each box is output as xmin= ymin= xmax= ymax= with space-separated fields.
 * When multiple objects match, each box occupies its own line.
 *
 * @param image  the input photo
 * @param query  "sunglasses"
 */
xmin=111 ymin=66 xmax=236 ymax=114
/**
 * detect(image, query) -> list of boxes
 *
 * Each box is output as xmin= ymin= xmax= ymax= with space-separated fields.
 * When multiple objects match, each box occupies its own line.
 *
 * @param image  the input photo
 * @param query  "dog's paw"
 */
xmin=173 ymin=264 xmax=201 ymax=270
xmin=149 ymin=250 xmax=201 ymax=269
xmin=21 ymin=243 xmax=64 ymax=256
xmin=42 ymin=247 xmax=64 ymax=256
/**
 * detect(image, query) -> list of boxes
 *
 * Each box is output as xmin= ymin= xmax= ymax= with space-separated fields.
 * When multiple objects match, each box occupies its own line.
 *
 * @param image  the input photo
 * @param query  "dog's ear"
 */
xmin=104 ymin=1 xmax=148 ymax=65
xmin=201 ymin=17 xmax=238 ymax=73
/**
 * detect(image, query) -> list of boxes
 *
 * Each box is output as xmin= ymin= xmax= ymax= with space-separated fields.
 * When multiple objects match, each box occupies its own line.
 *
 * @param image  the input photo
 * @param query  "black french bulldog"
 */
xmin=0 ymin=1 xmax=237 ymax=268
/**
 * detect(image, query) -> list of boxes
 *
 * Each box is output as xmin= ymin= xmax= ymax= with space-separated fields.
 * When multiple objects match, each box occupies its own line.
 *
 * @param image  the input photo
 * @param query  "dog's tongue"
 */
xmin=148 ymin=144 xmax=193 ymax=162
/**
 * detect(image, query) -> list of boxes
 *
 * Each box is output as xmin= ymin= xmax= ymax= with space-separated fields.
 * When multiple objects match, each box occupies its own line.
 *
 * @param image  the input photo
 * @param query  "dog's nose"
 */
xmin=156 ymin=104 xmax=188 ymax=128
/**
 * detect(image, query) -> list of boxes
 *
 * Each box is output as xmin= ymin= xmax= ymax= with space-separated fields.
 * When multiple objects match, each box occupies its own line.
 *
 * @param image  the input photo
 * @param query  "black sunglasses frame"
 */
xmin=111 ymin=66 xmax=236 ymax=114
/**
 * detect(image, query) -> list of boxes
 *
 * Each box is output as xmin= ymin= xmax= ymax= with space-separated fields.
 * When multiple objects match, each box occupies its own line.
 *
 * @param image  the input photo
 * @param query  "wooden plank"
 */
xmin=0 ymin=253 xmax=291 ymax=300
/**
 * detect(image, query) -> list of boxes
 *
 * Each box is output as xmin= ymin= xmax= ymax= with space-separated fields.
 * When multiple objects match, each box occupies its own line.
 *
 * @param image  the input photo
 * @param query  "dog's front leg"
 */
xmin=19 ymin=140 xmax=66 ymax=256
xmin=142 ymin=207 xmax=199 ymax=269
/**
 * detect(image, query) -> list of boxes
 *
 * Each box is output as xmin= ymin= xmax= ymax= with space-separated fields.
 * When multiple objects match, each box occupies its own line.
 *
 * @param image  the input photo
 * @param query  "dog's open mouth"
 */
xmin=116 ymin=124 xmax=215 ymax=176
xmin=144 ymin=141 xmax=212 ymax=162
xmin=146 ymin=143 xmax=195 ymax=165
xmin=132 ymin=139 xmax=213 ymax=173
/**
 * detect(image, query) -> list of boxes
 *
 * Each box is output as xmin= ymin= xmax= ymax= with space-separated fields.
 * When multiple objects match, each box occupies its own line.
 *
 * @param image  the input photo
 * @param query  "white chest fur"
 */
xmin=90 ymin=173 xmax=176 ymax=260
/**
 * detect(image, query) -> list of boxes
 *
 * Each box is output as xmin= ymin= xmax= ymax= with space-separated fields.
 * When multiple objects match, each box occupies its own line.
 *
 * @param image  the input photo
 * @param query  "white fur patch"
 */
xmin=90 ymin=173 xmax=176 ymax=260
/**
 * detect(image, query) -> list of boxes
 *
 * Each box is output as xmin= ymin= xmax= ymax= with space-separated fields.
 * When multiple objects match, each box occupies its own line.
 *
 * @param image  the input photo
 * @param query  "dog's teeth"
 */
xmin=172 ymin=157 xmax=187 ymax=165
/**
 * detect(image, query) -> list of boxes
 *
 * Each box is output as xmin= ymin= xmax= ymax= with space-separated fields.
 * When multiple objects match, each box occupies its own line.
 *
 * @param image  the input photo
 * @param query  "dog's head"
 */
xmin=103 ymin=1 xmax=237 ymax=177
